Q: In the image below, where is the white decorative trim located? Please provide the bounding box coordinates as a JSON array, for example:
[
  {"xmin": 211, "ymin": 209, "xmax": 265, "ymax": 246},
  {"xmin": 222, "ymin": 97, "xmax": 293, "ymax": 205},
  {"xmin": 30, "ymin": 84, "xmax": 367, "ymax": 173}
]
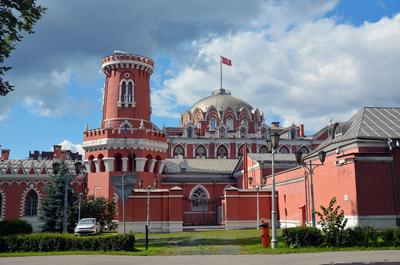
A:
[
  {"xmin": 0, "ymin": 188, "xmax": 6, "ymax": 220},
  {"xmin": 149, "ymin": 159, "xmax": 157, "ymax": 173},
  {"xmin": 83, "ymin": 138, "xmax": 168, "ymax": 152},
  {"xmin": 102, "ymin": 157, "xmax": 115, "ymax": 172},
  {"xmin": 346, "ymin": 215, "xmax": 398, "ymax": 228},
  {"xmin": 157, "ymin": 160, "xmax": 166, "ymax": 174},
  {"xmin": 189, "ymin": 184, "xmax": 210, "ymax": 199},
  {"xmin": 121, "ymin": 157, "xmax": 129, "ymax": 172},
  {"xmin": 135, "ymin": 157, "xmax": 147, "ymax": 172}
]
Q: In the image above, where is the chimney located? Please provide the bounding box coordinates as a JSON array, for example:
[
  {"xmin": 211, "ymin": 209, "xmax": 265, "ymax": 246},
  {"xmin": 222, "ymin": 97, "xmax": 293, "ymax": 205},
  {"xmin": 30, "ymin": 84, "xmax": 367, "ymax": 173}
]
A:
[
  {"xmin": 271, "ymin": 121, "xmax": 280, "ymax": 127},
  {"xmin": 299, "ymin": 124, "xmax": 305, "ymax": 137},
  {"xmin": 53, "ymin": 145, "xmax": 63, "ymax": 159},
  {"xmin": 1, "ymin": 149, "xmax": 10, "ymax": 160}
]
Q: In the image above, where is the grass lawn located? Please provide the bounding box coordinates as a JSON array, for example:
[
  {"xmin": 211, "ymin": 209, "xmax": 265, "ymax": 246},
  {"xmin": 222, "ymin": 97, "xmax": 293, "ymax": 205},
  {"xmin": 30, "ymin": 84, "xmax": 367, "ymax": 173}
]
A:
[{"xmin": 0, "ymin": 228, "xmax": 398, "ymax": 257}]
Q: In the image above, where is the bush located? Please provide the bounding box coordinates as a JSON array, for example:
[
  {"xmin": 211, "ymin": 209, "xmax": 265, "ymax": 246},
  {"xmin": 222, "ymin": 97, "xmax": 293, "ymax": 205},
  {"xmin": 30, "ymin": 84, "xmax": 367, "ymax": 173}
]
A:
[
  {"xmin": 0, "ymin": 220, "xmax": 33, "ymax": 236},
  {"xmin": 342, "ymin": 226, "xmax": 378, "ymax": 247},
  {"xmin": 379, "ymin": 228, "xmax": 395, "ymax": 246},
  {"xmin": 283, "ymin": 227, "xmax": 324, "ymax": 247},
  {"xmin": 0, "ymin": 233, "xmax": 135, "ymax": 252},
  {"xmin": 393, "ymin": 227, "xmax": 400, "ymax": 246}
]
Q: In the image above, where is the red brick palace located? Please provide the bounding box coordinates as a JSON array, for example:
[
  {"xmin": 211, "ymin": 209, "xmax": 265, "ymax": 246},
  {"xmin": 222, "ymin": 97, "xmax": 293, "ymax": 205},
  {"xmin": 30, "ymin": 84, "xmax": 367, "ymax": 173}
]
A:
[{"xmin": 1, "ymin": 51, "xmax": 399, "ymax": 232}]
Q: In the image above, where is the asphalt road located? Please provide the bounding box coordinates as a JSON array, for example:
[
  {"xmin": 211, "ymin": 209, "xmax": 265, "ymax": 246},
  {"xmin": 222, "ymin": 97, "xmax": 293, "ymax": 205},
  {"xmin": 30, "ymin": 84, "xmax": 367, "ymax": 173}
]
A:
[{"xmin": 1, "ymin": 250, "xmax": 400, "ymax": 265}]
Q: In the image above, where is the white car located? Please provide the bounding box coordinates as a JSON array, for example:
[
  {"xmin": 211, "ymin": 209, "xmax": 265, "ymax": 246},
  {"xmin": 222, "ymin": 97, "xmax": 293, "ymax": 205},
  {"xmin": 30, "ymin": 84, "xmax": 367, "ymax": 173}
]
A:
[{"xmin": 74, "ymin": 218, "xmax": 101, "ymax": 236}]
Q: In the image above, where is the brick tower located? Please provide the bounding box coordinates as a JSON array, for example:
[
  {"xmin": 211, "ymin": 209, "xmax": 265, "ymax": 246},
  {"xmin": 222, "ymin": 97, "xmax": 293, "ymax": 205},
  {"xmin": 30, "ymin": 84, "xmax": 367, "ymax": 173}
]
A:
[{"xmin": 83, "ymin": 51, "xmax": 168, "ymax": 199}]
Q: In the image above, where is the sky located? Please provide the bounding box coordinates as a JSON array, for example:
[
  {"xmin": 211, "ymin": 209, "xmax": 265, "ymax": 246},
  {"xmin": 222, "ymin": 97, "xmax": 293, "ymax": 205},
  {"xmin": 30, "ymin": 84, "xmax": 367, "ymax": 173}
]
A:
[{"xmin": 1, "ymin": 0, "xmax": 400, "ymax": 159}]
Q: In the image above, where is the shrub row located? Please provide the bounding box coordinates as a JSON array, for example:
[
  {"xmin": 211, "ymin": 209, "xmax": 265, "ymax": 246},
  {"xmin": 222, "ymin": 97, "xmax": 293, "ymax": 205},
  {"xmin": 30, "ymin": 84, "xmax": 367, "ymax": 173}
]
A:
[
  {"xmin": 0, "ymin": 220, "xmax": 32, "ymax": 236},
  {"xmin": 283, "ymin": 226, "xmax": 400, "ymax": 248},
  {"xmin": 0, "ymin": 233, "xmax": 135, "ymax": 252}
]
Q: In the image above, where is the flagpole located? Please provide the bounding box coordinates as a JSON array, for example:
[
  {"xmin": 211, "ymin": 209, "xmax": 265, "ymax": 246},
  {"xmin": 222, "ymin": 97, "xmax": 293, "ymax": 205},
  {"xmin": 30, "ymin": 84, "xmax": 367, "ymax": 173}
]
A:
[{"xmin": 220, "ymin": 56, "xmax": 222, "ymax": 89}]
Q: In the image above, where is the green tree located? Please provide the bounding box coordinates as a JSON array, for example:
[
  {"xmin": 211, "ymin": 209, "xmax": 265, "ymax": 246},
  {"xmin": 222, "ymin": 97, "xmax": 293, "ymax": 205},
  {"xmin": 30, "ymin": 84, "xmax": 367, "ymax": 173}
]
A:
[
  {"xmin": 0, "ymin": 0, "xmax": 46, "ymax": 95},
  {"xmin": 316, "ymin": 196, "xmax": 348, "ymax": 246},
  {"xmin": 78, "ymin": 197, "xmax": 116, "ymax": 229},
  {"xmin": 40, "ymin": 160, "xmax": 78, "ymax": 232}
]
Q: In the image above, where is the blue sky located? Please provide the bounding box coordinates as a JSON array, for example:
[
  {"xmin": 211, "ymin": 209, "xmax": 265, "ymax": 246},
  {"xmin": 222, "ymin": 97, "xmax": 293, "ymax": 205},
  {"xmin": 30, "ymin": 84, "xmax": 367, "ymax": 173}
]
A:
[{"xmin": 1, "ymin": 0, "xmax": 400, "ymax": 159}]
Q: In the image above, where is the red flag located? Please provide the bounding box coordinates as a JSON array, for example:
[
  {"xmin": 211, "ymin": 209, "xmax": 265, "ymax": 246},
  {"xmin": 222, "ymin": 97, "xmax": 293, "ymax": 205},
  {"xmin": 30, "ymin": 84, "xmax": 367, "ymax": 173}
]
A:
[{"xmin": 220, "ymin": 56, "xmax": 232, "ymax": 66}]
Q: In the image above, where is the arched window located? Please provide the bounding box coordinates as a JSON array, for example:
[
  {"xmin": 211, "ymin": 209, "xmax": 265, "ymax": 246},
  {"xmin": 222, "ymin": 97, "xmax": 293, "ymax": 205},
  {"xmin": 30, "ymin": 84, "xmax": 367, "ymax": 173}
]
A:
[
  {"xmin": 210, "ymin": 118, "xmax": 217, "ymax": 131},
  {"xmin": 260, "ymin": 128, "xmax": 268, "ymax": 139},
  {"xmin": 25, "ymin": 190, "xmax": 38, "ymax": 216},
  {"xmin": 241, "ymin": 118, "xmax": 248, "ymax": 127},
  {"xmin": 219, "ymin": 127, "xmax": 225, "ymax": 138},
  {"xmin": 290, "ymin": 128, "xmax": 297, "ymax": 139},
  {"xmin": 226, "ymin": 117, "xmax": 234, "ymax": 130},
  {"xmin": 88, "ymin": 155, "xmax": 96, "ymax": 173},
  {"xmin": 114, "ymin": 153, "xmax": 123, "ymax": 172},
  {"xmin": 190, "ymin": 187, "xmax": 208, "ymax": 212},
  {"xmin": 173, "ymin": 145, "xmax": 185, "ymax": 158},
  {"xmin": 195, "ymin": 145, "xmax": 206, "ymax": 158},
  {"xmin": 127, "ymin": 81, "xmax": 133, "ymax": 103},
  {"xmin": 187, "ymin": 127, "xmax": 193, "ymax": 138},
  {"xmin": 279, "ymin": 146, "xmax": 290, "ymax": 154},
  {"xmin": 259, "ymin": 145, "xmax": 268, "ymax": 153},
  {"xmin": 300, "ymin": 146, "xmax": 310, "ymax": 154},
  {"xmin": 120, "ymin": 81, "xmax": 126, "ymax": 103},
  {"xmin": 238, "ymin": 145, "xmax": 249, "ymax": 157},
  {"xmin": 98, "ymin": 154, "xmax": 105, "ymax": 172},
  {"xmin": 217, "ymin": 145, "xmax": 228, "ymax": 159}
]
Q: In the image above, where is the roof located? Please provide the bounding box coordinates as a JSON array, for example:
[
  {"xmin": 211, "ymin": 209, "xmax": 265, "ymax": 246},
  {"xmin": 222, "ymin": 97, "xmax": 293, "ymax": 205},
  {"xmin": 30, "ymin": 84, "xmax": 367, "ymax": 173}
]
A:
[
  {"xmin": 165, "ymin": 158, "xmax": 239, "ymax": 174},
  {"xmin": 190, "ymin": 89, "xmax": 253, "ymax": 113},
  {"xmin": 247, "ymin": 153, "xmax": 297, "ymax": 162},
  {"xmin": 308, "ymin": 107, "xmax": 400, "ymax": 155},
  {"xmin": 0, "ymin": 159, "xmax": 82, "ymax": 175}
]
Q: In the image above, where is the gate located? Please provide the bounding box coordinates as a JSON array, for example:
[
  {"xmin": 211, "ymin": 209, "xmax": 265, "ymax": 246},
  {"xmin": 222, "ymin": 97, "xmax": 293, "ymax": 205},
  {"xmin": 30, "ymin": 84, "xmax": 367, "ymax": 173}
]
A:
[{"xmin": 183, "ymin": 197, "xmax": 220, "ymax": 226}]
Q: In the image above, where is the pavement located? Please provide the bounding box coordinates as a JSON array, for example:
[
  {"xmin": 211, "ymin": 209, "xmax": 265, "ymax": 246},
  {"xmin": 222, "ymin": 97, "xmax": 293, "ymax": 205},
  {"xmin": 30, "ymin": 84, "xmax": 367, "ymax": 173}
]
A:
[{"xmin": 1, "ymin": 250, "xmax": 400, "ymax": 265}]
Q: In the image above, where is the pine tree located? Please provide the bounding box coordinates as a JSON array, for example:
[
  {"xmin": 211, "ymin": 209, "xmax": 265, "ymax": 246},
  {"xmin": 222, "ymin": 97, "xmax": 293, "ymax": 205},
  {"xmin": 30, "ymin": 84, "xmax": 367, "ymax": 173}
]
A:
[{"xmin": 40, "ymin": 160, "xmax": 78, "ymax": 232}]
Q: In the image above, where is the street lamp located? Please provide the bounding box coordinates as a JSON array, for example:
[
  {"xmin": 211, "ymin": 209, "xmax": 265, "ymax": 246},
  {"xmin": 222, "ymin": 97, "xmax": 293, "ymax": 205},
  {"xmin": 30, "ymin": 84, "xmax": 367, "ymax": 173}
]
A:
[
  {"xmin": 269, "ymin": 132, "xmax": 280, "ymax": 249},
  {"xmin": 295, "ymin": 149, "xmax": 326, "ymax": 227},
  {"xmin": 145, "ymin": 180, "xmax": 158, "ymax": 250},
  {"xmin": 256, "ymin": 184, "xmax": 260, "ymax": 230}
]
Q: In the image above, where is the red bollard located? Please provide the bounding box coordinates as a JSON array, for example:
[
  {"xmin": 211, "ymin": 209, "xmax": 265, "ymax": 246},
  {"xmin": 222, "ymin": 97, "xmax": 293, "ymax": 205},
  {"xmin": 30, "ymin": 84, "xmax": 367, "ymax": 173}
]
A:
[{"xmin": 260, "ymin": 218, "xmax": 270, "ymax": 248}]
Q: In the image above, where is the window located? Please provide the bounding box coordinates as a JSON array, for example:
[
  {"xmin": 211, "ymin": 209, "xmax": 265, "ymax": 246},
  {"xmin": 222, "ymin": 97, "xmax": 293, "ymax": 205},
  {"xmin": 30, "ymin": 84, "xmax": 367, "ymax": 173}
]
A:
[
  {"xmin": 195, "ymin": 121, "xmax": 200, "ymax": 128},
  {"xmin": 300, "ymin": 146, "xmax": 310, "ymax": 154},
  {"xmin": 241, "ymin": 118, "xmax": 248, "ymax": 127},
  {"xmin": 187, "ymin": 127, "xmax": 193, "ymax": 138},
  {"xmin": 290, "ymin": 128, "xmax": 297, "ymax": 139},
  {"xmin": 173, "ymin": 145, "xmax": 184, "ymax": 158},
  {"xmin": 190, "ymin": 187, "xmax": 208, "ymax": 212},
  {"xmin": 195, "ymin": 145, "xmax": 206, "ymax": 158},
  {"xmin": 279, "ymin": 146, "xmax": 290, "ymax": 154},
  {"xmin": 210, "ymin": 118, "xmax": 217, "ymax": 131},
  {"xmin": 240, "ymin": 127, "xmax": 247, "ymax": 138},
  {"xmin": 219, "ymin": 127, "xmax": 225, "ymax": 138},
  {"xmin": 226, "ymin": 117, "xmax": 234, "ymax": 130},
  {"xmin": 25, "ymin": 190, "xmax": 38, "ymax": 216},
  {"xmin": 120, "ymin": 81, "xmax": 126, "ymax": 103},
  {"xmin": 260, "ymin": 128, "xmax": 268, "ymax": 139},
  {"xmin": 259, "ymin": 145, "xmax": 268, "ymax": 153},
  {"xmin": 217, "ymin": 145, "xmax": 228, "ymax": 159},
  {"xmin": 238, "ymin": 145, "xmax": 248, "ymax": 157},
  {"xmin": 127, "ymin": 81, "xmax": 133, "ymax": 102}
]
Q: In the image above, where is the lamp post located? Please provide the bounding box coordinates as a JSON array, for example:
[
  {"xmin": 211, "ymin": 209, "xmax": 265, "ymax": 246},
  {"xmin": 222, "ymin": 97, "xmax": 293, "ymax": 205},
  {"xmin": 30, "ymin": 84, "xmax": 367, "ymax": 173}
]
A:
[
  {"xmin": 295, "ymin": 149, "xmax": 326, "ymax": 227},
  {"xmin": 256, "ymin": 184, "xmax": 260, "ymax": 230},
  {"xmin": 269, "ymin": 132, "xmax": 280, "ymax": 249},
  {"xmin": 145, "ymin": 180, "xmax": 158, "ymax": 250},
  {"xmin": 78, "ymin": 192, "xmax": 83, "ymax": 222},
  {"xmin": 122, "ymin": 171, "xmax": 126, "ymax": 234}
]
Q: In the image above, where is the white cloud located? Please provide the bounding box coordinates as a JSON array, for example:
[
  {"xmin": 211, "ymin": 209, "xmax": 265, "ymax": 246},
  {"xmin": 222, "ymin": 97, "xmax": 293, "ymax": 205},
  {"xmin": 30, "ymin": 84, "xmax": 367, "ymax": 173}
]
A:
[
  {"xmin": 155, "ymin": 11, "xmax": 400, "ymax": 131},
  {"xmin": 57, "ymin": 140, "xmax": 84, "ymax": 155}
]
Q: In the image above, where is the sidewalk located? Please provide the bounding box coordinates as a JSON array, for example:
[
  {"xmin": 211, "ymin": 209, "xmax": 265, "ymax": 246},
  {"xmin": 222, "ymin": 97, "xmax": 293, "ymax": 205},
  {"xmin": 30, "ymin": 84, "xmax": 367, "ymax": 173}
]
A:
[{"xmin": 2, "ymin": 250, "xmax": 400, "ymax": 265}]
